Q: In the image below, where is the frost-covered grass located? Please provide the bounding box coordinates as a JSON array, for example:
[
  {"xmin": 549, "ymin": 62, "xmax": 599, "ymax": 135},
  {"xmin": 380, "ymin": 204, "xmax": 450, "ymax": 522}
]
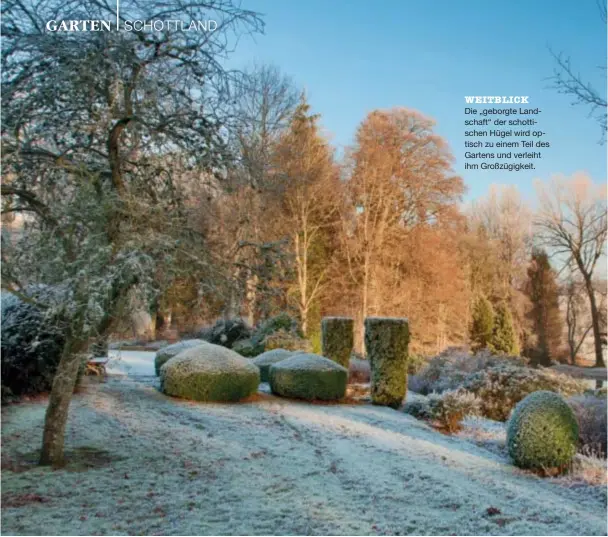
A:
[{"xmin": 1, "ymin": 377, "xmax": 606, "ymax": 536}]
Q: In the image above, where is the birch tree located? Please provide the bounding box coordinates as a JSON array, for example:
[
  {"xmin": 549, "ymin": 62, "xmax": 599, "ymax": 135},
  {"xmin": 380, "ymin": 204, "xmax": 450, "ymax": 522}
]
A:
[{"xmin": 272, "ymin": 98, "xmax": 339, "ymax": 335}]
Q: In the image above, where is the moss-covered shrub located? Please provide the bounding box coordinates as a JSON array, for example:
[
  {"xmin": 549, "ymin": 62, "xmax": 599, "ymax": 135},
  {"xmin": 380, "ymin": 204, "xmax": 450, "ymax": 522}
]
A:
[
  {"xmin": 321, "ymin": 317, "xmax": 354, "ymax": 368},
  {"xmin": 507, "ymin": 391, "xmax": 579, "ymax": 470},
  {"xmin": 253, "ymin": 349, "xmax": 293, "ymax": 382},
  {"xmin": 268, "ymin": 353, "xmax": 347, "ymax": 401},
  {"xmin": 462, "ymin": 364, "xmax": 586, "ymax": 421},
  {"xmin": 160, "ymin": 343, "xmax": 260, "ymax": 402},
  {"xmin": 263, "ymin": 330, "xmax": 312, "ymax": 352},
  {"xmin": 154, "ymin": 339, "xmax": 207, "ymax": 376},
  {"xmin": 364, "ymin": 317, "xmax": 409, "ymax": 408}
]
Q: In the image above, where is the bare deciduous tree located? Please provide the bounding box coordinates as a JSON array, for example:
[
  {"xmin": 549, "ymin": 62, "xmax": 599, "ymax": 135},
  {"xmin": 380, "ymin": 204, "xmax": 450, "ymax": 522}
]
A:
[
  {"xmin": 535, "ymin": 173, "xmax": 607, "ymax": 367},
  {"xmin": 549, "ymin": 0, "xmax": 607, "ymax": 142}
]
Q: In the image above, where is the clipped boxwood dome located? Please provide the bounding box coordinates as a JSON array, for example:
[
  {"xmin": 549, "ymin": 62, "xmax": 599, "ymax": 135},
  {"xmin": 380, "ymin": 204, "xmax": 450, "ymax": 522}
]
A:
[
  {"xmin": 160, "ymin": 343, "xmax": 260, "ymax": 402},
  {"xmin": 253, "ymin": 349, "xmax": 293, "ymax": 382},
  {"xmin": 268, "ymin": 353, "xmax": 347, "ymax": 401},
  {"xmin": 507, "ymin": 390, "xmax": 579, "ymax": 470},
  {"xmin": 154, "ymin": 339, "xmax": 207, "ymax": 376}
]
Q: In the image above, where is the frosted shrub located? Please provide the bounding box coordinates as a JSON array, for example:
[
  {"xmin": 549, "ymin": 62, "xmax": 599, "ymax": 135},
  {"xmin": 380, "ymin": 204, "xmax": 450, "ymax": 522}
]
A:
[
  {"xmin": 507, "ymin": 391, "xmax": 579, "ymax": 471},
  {"xmin": 410, "ymin": 347, "xmax": 526, "ymax": 395},
  {"xmin": 462, "ymin": 364, "xmax": 586, "ymax": 421},
  {"xmin": 263, "ymin": 330, "xmax": 311, "ymax": 352},
  {"xmin": 404, "ymin": 389, "xmax": 481, "ymax": 432},
  {"xmin": 160, "ymin": 343, "xmax": 260, "ymax": 402},
  {"xmin": 252, "ymin": 313, "xmax": 302, "ymax": 345},
  {"xmin": 203, "ymin": 318, "xmax": 252, "ymax": 348},
  {"xmin": 568, "ymin": 394, "xmax": 607, "ymax": 457},
  {"xmin": 1, "ymin": 291, "xmax": 64, "ymax": 398},
  {"xmin": 268, "ymin": 353, "xmax": 348, "ymax": 401},
  {"xmin": 427, "ymin": 389, "xmax": 482, "ymax": 432}
]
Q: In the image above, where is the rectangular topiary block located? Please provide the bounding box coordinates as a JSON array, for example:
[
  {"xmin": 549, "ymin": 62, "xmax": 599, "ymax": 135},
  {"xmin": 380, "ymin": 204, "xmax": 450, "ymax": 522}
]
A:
[
  {"xmin": 364, "ymin": 317, "xmax": 409, "ymax": 408},
  {"xmin": 321, "ymin": 317, "xmax": 354, "ymax": 368}
]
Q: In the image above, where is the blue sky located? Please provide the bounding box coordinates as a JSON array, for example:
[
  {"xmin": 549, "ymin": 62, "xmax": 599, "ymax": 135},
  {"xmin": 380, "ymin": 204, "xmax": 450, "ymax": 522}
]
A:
[{"xmin": 232, "ymin": 0, "xmax": 607, "ymax": 203}]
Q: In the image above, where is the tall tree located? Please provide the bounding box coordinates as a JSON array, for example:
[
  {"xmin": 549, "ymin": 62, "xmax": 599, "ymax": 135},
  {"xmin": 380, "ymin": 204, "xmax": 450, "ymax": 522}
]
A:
[
  {"xmin": 524, "ymin": 248, "xmax": 563, "ymax": 366},
  {"xmin": 271, "ymin": 97, "xmax": 339, "ymax": 335},
  {"xmin": 340, "ymin": 108, "xmax": 464, "ymax": 350},
  {"xmin": 470, "ymin": 295, "xmax": 495, "ymax": 352},
  {"xmin": 1, "ymin": 0, "xmax": 262, "ymax": 465},
  {"xmin": 535, "ymin": 173, "xmax": 607, "ymax": 367},
  {"xmin": 489, "ymin": 303, "xmax": 519, "ymax": 355}
]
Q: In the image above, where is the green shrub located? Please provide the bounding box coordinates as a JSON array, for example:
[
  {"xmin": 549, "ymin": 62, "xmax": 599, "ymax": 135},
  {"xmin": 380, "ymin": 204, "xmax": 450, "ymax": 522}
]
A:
[
  {"xmin": 462, "ymin": 364, "xmax": 586, "ymax": 421},
  {"xmin": 507, "ymin": 391, "xmax": 579, "ymax": 470},
  {"xmin": 268, "ymin": 353, "xmax": 347, "ymax": 401},
  {"xmin": 160, "ymin": 343, "xmax": 260, "ymax": 402},
  {"xmin": 203, "ymin": 318, "xmax": 252, "ymax": 348},
  {"xmin": 154, "ymin": 339, "xmax": 207, "ymax": 376},
  {"xmin": 263, "ymin": 330, "xmax": 311, "ymax": 352},
  {"xmin": 1, "ymin": 291, "xmax": 64, "ymax": 398},
  {"xmin": 253, "ymin": 349, "xmax": 293, "ymax": 382},
  {"xmin": 232, "ymin": 338, "xmax": 264, "ymax": 358},
  {"xmin": 252, "ymin": 313, "xmax": 302, "ymax": 345},
  {"xmin": 403, "ymin": 398, "xmax": 432, "ymax": 420},
  {"xmin": 364, "ymin": 317, "xmax": 409, "ymax": 408},
  {"xmin": 321, "ymin": 317, "xmax": 354, "ymax": 368}
]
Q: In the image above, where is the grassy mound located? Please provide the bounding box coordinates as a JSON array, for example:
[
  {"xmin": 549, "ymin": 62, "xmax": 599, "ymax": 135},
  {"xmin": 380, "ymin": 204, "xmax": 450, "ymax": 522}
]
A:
[
  {"xmin": 154, "ymin": 339, "xmax": 207, "ymax": 376},
  {"xmin": 507, "ymin": 390, "xmax": 579, "ymax": 470},
  {"xmin": 268, "ymin": 353, "xmax": 347, "ymax": 401},
  {"xmin": 252, "ymin": 349, "xmax": 293, "ymax": 382},
  {"xmin": 159, "ymin": 344, "xmax": 260, "ymax": 402}
]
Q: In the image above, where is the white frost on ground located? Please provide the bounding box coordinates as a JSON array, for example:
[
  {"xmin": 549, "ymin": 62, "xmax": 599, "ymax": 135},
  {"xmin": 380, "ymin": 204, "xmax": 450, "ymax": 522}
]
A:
[
  {"xmin": 105, "ymin": 350, "xmax": 156, "ymax": 377},
  {"xmin": 2, "ymin": 378, "xmax": 607, "ymax": 536}
]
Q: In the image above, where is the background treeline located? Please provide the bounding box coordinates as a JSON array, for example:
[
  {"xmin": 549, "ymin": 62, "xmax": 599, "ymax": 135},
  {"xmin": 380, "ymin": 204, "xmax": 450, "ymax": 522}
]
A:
[{"xmin": 114, "ymin": 69, "xmax": 606, "ymax": 368}]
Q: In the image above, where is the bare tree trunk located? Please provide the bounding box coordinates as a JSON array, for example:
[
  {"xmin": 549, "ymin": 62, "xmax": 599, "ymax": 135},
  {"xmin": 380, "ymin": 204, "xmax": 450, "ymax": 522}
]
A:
[
  {"xmin": 39, "ymin": 336, "xmax": 88, "ymax": 466},
  {"xmin": 584, "ymin": 277, "xmax": 605, "ymax": 367}
]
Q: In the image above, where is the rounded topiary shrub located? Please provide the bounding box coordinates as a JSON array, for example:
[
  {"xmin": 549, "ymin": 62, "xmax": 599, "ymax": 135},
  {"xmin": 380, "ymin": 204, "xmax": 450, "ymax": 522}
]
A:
[
  {"xmin": 321, "ymin": 317, "xmax": 354, "ymax": 368},
  {"xmin": 268, "ymin": 353, "xmax": 347, "ymax": 401},
  {"xmin": 364, "ymin": 317, "xmax": 409, "ymax": 408},
  {"xmin": 159, "ymin": 343, "xmax": 260, "ymax": 402},
  {"xmin": 253, "ymin": 349, "xmax": 293, "ymax": 382},
  {"xmin": 154, "ymin": 339, "xmax": 207, "ymax": 376},
  {"xmin": 507, "ymin": 390, "xmax": 579, "ymax": 470}
]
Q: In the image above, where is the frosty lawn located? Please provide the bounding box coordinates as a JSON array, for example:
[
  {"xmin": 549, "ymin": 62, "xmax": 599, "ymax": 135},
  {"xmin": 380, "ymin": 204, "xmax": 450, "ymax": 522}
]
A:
[{"xmin": 2, "ymin": 374, "xmax": 606, "ymax": 535}]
